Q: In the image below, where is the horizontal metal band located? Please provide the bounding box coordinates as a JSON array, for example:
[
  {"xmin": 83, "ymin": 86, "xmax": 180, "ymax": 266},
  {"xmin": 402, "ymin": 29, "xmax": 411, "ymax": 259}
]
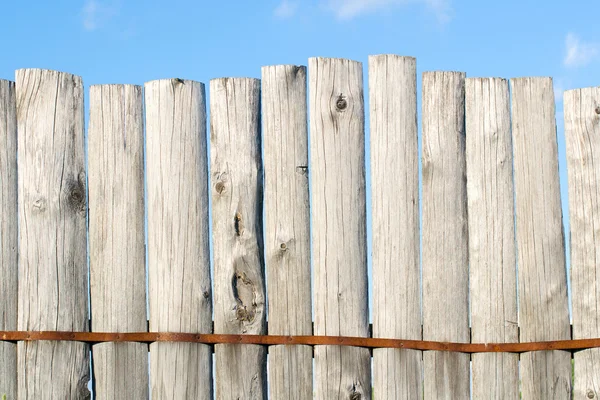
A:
[{"xmin": 1, "ymin": 331, "xmax": 597, "ymax": 353}]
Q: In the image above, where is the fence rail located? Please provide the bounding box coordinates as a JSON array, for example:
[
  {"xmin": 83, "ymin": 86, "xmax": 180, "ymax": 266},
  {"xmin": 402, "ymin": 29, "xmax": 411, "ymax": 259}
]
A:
[{"xmin": 0, "ymin": 55, "xmax": 599, "ymax": 399}]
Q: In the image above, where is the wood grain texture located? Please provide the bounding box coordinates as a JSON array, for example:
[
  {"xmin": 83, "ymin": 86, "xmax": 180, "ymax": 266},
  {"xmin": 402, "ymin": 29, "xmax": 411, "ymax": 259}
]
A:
[
  {"xmin": 309, "ymin": 57, "xmax": 371, "ymax": 399},
  {"xmin": 92, "ymin": 343, "xmax": 148, "ymax": 399},
  {"xmin": 16, "ymin": 69, "xmax": 90, "ymax": 399},
  {"xmin": 0, "ymin": 79, "xmax": 17, "ymax": 400},
  {"xmin": 267, "ymin": 346, "xmax": 312, "ymax": 400},
  {"xmin": 368, "ymin": 54, "xmax": 422, "ymax": 399},
  {"xmin": 573, "ymin": 349, "xmax": 600, "ymax": 399},
  {"xmin": 210, "ymin": 77, "xmax": 267, "ymax": 400},
  {"xmin": 88, "ymin": 85, "xmax": 148, "ymax": 400},
  {"xmin": 511, "ymin": 77, "xmax": 572, "ymax": 399},
  {"xmin": 520, "ymin": 351, "xmax": 572, "ymax": 398},
  {"xmin": 421, "ymin": 71, "xmax": 470, "ymax": 399},
  {"xmin": 465, "ymin": 78, "xmax": 518, "ymax": 399},
  {"xmin": 261, "ymin": 65, "xmax": 312, "ymax": 400},
  {"xmin": 145, "ymin": 79, "xmax": 212, "ymax": 400},
  {"xmin": 564, "ymin": 87, "xmax": 600, "ymax": 399}
]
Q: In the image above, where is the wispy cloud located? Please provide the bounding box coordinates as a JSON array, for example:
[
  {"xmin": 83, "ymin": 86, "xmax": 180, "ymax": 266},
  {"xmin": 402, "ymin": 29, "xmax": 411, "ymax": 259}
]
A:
[
  {"xmin": 81, "ymin": 0, "xmax": 119, "ymax": 31},
  {"xmin": 324, "ymin": 0, "xmax": 451, "ymax": 23},
  {"xmin": 563, "ymin": 33, "xmax": 598, "ymax": 68},
  {"xmin": 274, "ymin": 0, "xmax": 298, "ymax": 19},
  {"xmin": 424, "ymin": 0, "xmax": 451, "ymax": 23}
]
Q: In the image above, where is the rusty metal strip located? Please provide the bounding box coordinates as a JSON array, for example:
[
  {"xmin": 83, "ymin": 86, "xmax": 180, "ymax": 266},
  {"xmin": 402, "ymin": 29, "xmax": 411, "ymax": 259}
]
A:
[{"xmin": 2, "ymin": 331, "xmax": 600, "ymax": 353}]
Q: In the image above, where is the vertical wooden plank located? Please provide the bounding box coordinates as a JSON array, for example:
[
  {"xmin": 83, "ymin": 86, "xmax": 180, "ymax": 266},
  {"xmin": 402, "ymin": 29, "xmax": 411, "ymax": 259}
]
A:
[
  {"xmin": 0, "ymin": 79, "xmax": 17, "ymax": 400},
  {"xmin": 145, "ymin": 79, "xmax": 212, "ymax": 399},
  {"xmin": 465, "ymin": 78, "xmax": 519, "ymax": 399},
  {"xmin": 261, "ymin": 65, "xmax": 312, "ymax": 399},
  {"xmin": 510, "ymin": 77, "xmax": 571, "ymax": 398},
  {"xmin": 564, "ymin": 87, "xmax": 600, "ymax": 399},
  {"xmin": 309, "ymin": 57, "xmax": 371, "ymax": 399},
  {"xmin": 210, "ymin": 77, "xmax": 267, "ymax": 400},
  {"xmin": 368, "ymin": 54, "xmax": 422, "ymax": 399},
  {"xmin": 16, "ymin": 69, "xmax": 90, "ymax": 399},
  {"xmin": 422, "ymin": 71, "xmax": 470, "ymax": 399},
  {"xmin": 89, "ymin": 85, "xmax": 148, "ymax": 399}
]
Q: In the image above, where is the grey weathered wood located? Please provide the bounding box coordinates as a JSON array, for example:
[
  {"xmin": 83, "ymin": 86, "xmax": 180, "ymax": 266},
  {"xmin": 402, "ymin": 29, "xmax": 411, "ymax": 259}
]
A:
[
  {"xmin": 92, "ymin": 344, "xmax": 148, "ymax": 399},
  {"xmin": 368, "ymin": 54, "xmax": 422, "ymax": 399},
  {"xmin": 510, "ymin": 77, "xmax": 571, "ymax": 398},
  {"xmin": 309, "ymin": 57, "xmax": 371, "ymax": 399},
  {"xmin": 422, "ymin": 71, "xmax": 470, "ymax": 399},
  {"xmin": 261, "ymin": 65, "xmax": 312, "ymax": 400},
  {"xmin": 145, "ymin": 79, "xmax": 212, "ymax": 400},
  {"xmin": 0, "ymin": 341, "xmax": 16, "ymax": 400},
  {"xmin": 564, "ymin": 87, "xmax": 600, "ymax": 399},
  {"xmin": 0, "ymin": 79, "xmax": 17, "ymax": 400},
  {"xmin": 573, "ymin": 350, "xmax": 600, "ymax": 399},
  {"xmin": 88, "ymin": 84, "xmax": 148, "ymax": 400},
  {"xmin": 465, "ymin": 78, "xmax": 519, "ymax": 399},
  {"xmin": 210, "ymin": 77, "xmax": 267, "ymax": 400},
  {"xmin": 16, "ymin": 69, "xmax": 90, "ymax": 399}
]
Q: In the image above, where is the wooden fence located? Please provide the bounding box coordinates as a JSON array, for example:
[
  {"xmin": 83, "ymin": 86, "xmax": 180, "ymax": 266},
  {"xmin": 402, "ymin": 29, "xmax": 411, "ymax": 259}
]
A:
[{"xmin": 0, "ymin": 54, "xmax": 599, "ymax": 399}]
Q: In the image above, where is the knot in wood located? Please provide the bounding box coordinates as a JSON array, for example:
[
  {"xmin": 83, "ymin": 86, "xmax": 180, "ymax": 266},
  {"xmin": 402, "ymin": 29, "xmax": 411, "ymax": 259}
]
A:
[
  {"xmin": 335, "ymin": 93, "xmax": 347, "ymax": 111},
  {"xmin": 234, "ymin": 212, "xmax": 244, "ymax": 236},
  {"xmin": 232, "ymin": 270, "xmax": 257, "ymax": 323},
  {"xmin": 295, "ymin": 165, "xmax": 308, "ymax": 176},
  {"xmin": 215, "ymin": 181, "xmax": 226, "ymax": 194},
  {"xmin": 66, "ymin": 178, "xmax": 86, "ymax": 214},
  {"xmin": 32, "ymin": 197, "xmax": 47, "ymax": 212},
  {"xmin": 595, "ymin": 106, "xmax": 600, "ymax": 115},
  {"xmin": 588, "ymin": 390, "xmax": 596, "ymax": 399}
]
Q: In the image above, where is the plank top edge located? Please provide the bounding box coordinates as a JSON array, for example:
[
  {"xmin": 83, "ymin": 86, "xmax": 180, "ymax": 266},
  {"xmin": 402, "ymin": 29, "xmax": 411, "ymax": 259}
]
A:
[
  {"xmin": 422, "ymin": 71, "xmax": 466, "ymax": 77},
  {"xmin": 368, "ymin": 54, "xmax": 416, "ymax": 61},
  {"xmin": 509, "ymin": 76, "xmax": 553, "ymax": 83},
  {"xmin": 144, "ymin": 78, "xmax": 205, "ymax": 87},
  {"xmin": 465, "ymin": 77, "xmax": 508, "ymax": 83},
  {"xmin": 15, "ymin": 68, "xmax": 82, "ymax": 80},
  {"xmin": 564, "ymin": 86, "xmax": 600, "ymax": 96},
  {"xmin": 90, "ymin": 83, "xmax": 143, "ymax": 89},
  {"xmin": 209, "ymin": 77, "xmax": 260, "ymax": 84},
  {"xmin": 308, "ymin": 56, "xmax": 362, "ymax": 65},
  {"xmin": 261, "ymin": 64, "xmax": 306, "ymax": 70}
]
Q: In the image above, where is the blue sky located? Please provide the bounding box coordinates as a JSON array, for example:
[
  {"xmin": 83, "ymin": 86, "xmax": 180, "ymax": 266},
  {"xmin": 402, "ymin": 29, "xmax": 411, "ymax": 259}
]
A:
[
  {"xmin": 0, "ymin": 0, "xmax": 597, "ymax": 87},
  {"xmin": 1, "ymin": 0, "xmax": 599, "ymax": 309}
]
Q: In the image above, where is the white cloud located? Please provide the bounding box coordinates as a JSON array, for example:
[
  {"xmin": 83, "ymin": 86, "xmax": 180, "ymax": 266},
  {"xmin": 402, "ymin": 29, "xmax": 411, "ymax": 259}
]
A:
[
  {"xmin": 82, "ymin": 0, "xmax": 99, "ymax": 30},
  {"xmin": 564, "ymin": 33, "xmax": 598, "ymax": 68},
  {"xmin": 325, "ymin": 0, "xmax": 451, "ymax": 22},
  {"xmin": 424, "ymin": 0, "xmax": 451, "ymax": 23},
  {"xmin": 82, "ymin": 0, "xmax": 118, "ymax": 31},
  {"xmin": 274, "ymin": 0, "xmax": 298, "ymax": 19}
]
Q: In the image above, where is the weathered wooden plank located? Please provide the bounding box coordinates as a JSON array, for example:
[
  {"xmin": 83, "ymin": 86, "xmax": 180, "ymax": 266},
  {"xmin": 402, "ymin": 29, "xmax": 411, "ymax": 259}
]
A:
[
  {"xmin": 261, "ymin": 64, "xmax": 312, "ymax": 400},
  {"xmin": 309, "ymin": 57, "xmax": 371, "ymax": 399},
  {"xmin": 16, "ymin": 69, "xmax": 90, "ymax": 399},
  {"xmin": 210, "ymin": 77, "xmax": 267, "ymax": 400},
  {"xmin": 145, "ymin": 79, "xmax": 212, "ymax": 399},
  {"xmin": 422, "ymin": 71, "xmax": 470, "ymax": 399},
  {"xmin": 573, "ymin": 350, "xmax": 600, "ymax": 399},
  {"xmin": 0, "ymin": 79, "xmax": 17, "ymax": 400},
  {"xmin": 368, "ymin": 54, "xmax": 422, "ymax": 399},
  {"xmin": 88, "ymin": 84, "xmax": 148, "ymax": 400},
  {"xmin": 564, "ymin": 87, "xmax": 600, "ymax": 399},
  {"xmin": 465, "ymin": 78, "xmax": 519, "ymax": 399},
  {"xmin": 510, "ymin": 77, "xmax": 571, "ymax": 398}
]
